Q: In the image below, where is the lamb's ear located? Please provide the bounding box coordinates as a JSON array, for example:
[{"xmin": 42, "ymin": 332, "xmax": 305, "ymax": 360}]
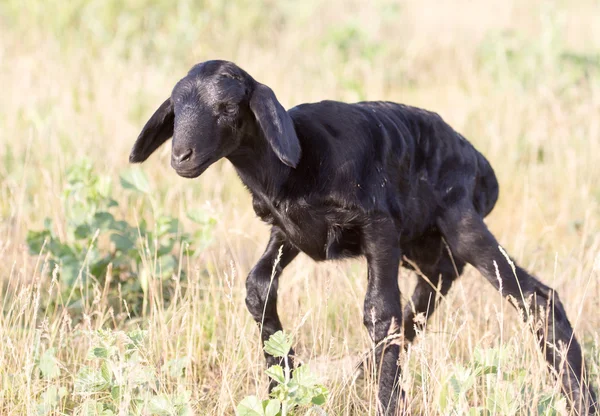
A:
[
  {"xmin": 249, "ymin": 83, "xmax": 301, "ymax": 168},
  {"xmin": 129, "ymin": 98, "xmax": 174, "ymax": 163}
]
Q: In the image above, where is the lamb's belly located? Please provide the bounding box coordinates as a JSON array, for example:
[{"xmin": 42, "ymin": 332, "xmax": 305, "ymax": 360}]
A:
[
  {"xmin": 283, "ymin": 224, "xmax": 328, "ymax": 261},
  {"xmin": 282, "ymin": 220, "xmax": 363, "ymax": 262}
]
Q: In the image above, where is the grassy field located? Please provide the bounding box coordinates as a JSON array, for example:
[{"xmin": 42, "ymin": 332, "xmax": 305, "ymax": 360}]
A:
[{"xmin": 1, "ymin": 0, "xmax": 600, "ymax": 414}]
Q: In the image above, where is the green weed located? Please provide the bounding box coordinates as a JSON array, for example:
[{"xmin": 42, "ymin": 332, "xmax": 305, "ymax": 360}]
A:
[{"xmin": 237, "ymin": 331, "xmax": 329, "ymax": 416}]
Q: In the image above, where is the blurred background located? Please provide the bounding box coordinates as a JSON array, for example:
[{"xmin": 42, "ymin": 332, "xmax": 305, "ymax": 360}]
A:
[{"xmin": 1, "ymin": 0, "xmax": 599, "ymax": 414}]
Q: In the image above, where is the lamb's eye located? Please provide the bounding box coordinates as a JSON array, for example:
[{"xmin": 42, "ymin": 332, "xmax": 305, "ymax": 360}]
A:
[{"xmin": 221, "ymin": 103, "xmax": 237, "ymax": 116}]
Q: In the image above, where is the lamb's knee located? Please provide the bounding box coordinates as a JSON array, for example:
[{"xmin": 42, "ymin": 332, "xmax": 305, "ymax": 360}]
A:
[
  {"xmin": 245, "ymin": 288, "xmax": 263, "ymax": 322},
  {"xmin": 438, "ymin": 209, "xmax": 493, "ymax": 264},
  {"xmin": 245, "ymin": 270, "xmax": 277, "ymax": 322}
]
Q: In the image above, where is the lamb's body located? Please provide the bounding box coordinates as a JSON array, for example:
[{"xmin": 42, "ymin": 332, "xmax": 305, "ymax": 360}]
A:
[{"xmin": 250, "ymin": 100, "xmax": 499, "ymax": 261}]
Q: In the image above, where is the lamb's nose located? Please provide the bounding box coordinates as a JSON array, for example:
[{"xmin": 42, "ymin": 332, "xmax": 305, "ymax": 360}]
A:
[{"xmin": 173, "ymin": 148, "xmax": 193, "ymax": 164}]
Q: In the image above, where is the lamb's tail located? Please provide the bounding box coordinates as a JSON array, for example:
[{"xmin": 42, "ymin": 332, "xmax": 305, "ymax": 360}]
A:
[{"xmin": 474, "ymin": 152, "xmax": 499, "ymax": 218}]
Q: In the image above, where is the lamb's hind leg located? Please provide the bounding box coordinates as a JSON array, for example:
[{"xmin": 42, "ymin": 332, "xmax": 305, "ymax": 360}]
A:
[{"xmin": 437, "ymin": 203, "xmax": 597, "ymax": 414}]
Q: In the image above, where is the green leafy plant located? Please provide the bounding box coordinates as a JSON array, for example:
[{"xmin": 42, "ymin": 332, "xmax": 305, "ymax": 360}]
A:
[
  {"xmin": 26, "ymin": 160, "xmax": 216, "ymax": 314},
  {"xmin": 73, "ymin": 329, "xmax": 192, "ymax": 415},
  {"xmin": 437, "ymin": 346, "xmax": 565, "ymax": 415},
  {"xmin": 237, "ymin": 331, "xmax": 328, "ymax": 416},
  {"xmin": 34, "ymin": 346, "xmax": 68, "ymax": 415}
]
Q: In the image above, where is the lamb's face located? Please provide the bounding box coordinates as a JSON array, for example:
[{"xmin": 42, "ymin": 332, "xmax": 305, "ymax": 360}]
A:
[{"xmin": 169, "ymin": 61, "xmax": 251, "ymax": 178}]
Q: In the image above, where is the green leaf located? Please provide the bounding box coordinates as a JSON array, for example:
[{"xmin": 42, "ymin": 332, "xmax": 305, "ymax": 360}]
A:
[
  {"xmin": 157, "ymin": 216, "xmax": 179, "ymax": 236},
  {"xmin": 292, "ymin": 365, "xmax": 317, "ymax": 388},
  {"xmin": 37, "ymin": 385, "xmax": 68, "ymax": 414},
  {"xmin": 264, "ymin": 399, "xmax": 281, "ymax": 416},
  {"xmin": 78, "ymin": 398, "xmax": 105, "ymax": 415},
  {"xmin": 157, "ymin": 240, "xmax": 176, "ymax": 257},
  {"xmin": 111, "ymin": 233, "xmax": 135, "ymax": 252},
  {"xmin": 148, "ymin": 394, "xmax": 176, "ymax": 415},
  {"xmin": 186, "ymin": 209, "xmax": 217, "ymax": 225},
  {"xmin": 127, "ymin": 329, "xmax": 147, "ymax": 346},
  {"xmin": 120, "ymin": 168, "xmax": 151, "ymax": 194},
  {"xmin": 485, "ymin": 383, "xmax": 520, "ymax": 415},
  {"xmin": 60, "ymin": 256, "xmax": 82, "ymax": 287},
  {"xmin": 173, "ymin": 388, "xmax": 192, "ymax": 405},
  {"xmin": 100, "ymin": 361, "xmax": 112, "ymax": 384},
  {"xmin": 74, "ymin": 224, "xmax": 92, "ymax": 239},
  {"xmin": 69, "ymin": 202, "xmax": 92, "ymax": 226},
  {"xmin": 50, "ymin": 240, "xmax": 75, "ymax": 259},
  {"xmin": 96, "ymin": 175, "xmax": 112, "ymax": 198},
  {"xmin": 264, "ymin": 331, "xmax": 292, "ymax": 358},
  {"xmin": 236, "ymin": 396, "xmax": 281, "ymax": 416},
  {"xmin": 89, "ymin": 255, "xmax": 110, "ymax": 279},
  {"xmin": 163, "ymin": 357, "xmax": 190, "ymax": 379},
  {"xmin": 92, "ymin": 211, "xmax": 116, "ymax": 230},
  {"xmin": 156, "ymin": 255, "xmax": 177, "ymax": 277},
  {"xmin": 438, "ymin": 381, "xmax": 449, "ymax": 412},
  {"xmin": 75, "ymin": 367, "xmax": 110, "ymax": 393},
  {"xmin": 38, "ymin": 385, "xmax": 59, "ymax": 407},
  {"xmin": 312, "ymin": 394, "xmax": 327, "ymax": 406},
  {"xmin": 473, "ymin": 346, "xmax": 512, "ymax": 377},
  {"xmin": 451, "ymin": 366, "xmax": 475, "ymax": 393},
  {"xmin": 127, "ymin": 364, "xmax": 156, "ymax": 385},
  {"xmin": 65, "ymin": 159, "xmax": 92, "ymax": 182},
  {"xmin": 474, "ymin": 347, "xmax": 501, "ymax": 367},
  {"xmin": 39, "ymin": 348, "xmax": 60, "ymax": 379},
  {"xmin": 90, "ymin": 347, "xmax": 109, "ymax": 359},
  {"xmin": 270, "ymin": 384, "xmax": 287, "ymax": 402},
  {"xmin": 504, "ymin": 368, "xmax": 527, "ymax": 382},
  {"xmin": 265, "ymin": 365, "xmax": 285, "ymax": 385},
  {"xmin": 449, "ymin": 376, "xmax": 461, "ymax": 398},
  {"xmin": 475, "ymin": 365, "xmax": 497, "ymax": 376},
  {"xmin": 111, "ymin": 385, "xmax": 123, "ymax": 402},
  {"xmin": 110, "ymin": 220, "xmax": 129, "ymax": 232},
  {"xmin": 26, "ymin": 229, "xmax": 51, "ymax": 254},
  {"xmin": 177, "ymin": 405, "xmax": 194, "ymax": 416},
  {"xmin": 236, "ymin": 396, "xmax": 266, "ymax": 416}
]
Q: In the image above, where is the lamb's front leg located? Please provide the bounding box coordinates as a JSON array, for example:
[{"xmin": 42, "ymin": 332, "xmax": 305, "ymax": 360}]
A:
[
  {"xmin": 362, "ymin": 219, "xmax": 405, "ymax": 415},
  {"xmin": 245, "ymin": 226, "xmax": 299, "ymax": 386}
]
